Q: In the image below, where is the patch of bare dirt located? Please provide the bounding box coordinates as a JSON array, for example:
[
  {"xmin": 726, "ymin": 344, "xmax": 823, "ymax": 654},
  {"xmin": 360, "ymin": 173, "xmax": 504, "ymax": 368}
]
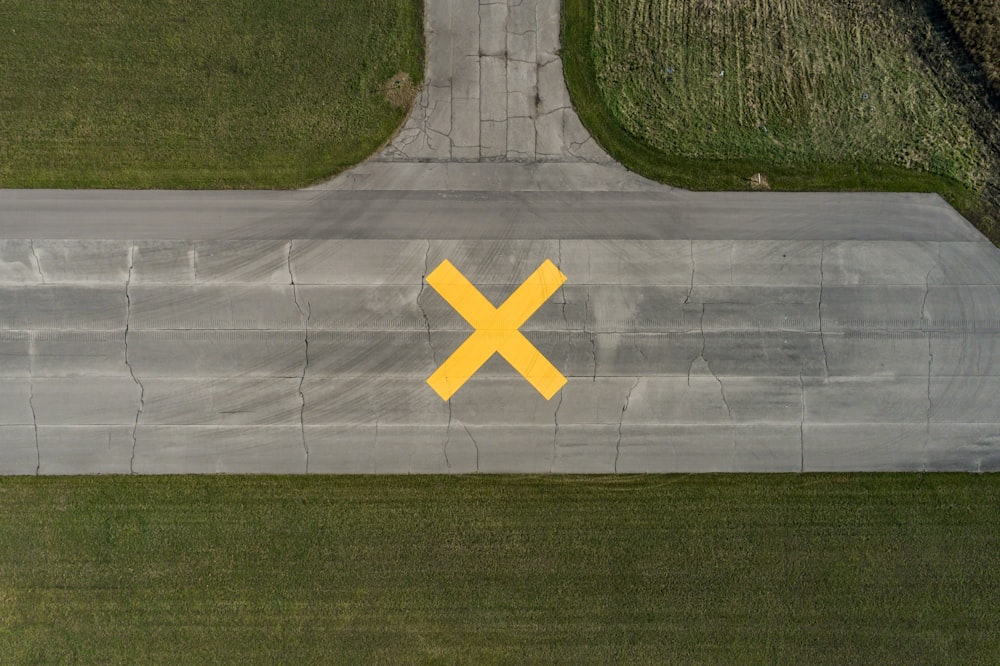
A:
[{"xmin": 385, "ymin": 72, "xmax": 417, "ymax": 109}]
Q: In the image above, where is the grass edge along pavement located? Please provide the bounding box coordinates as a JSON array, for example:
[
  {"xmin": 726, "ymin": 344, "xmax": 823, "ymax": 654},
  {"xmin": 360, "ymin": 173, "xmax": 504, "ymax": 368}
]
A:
[
  {"xmin": 561, "ymin": 0, "xmax": 999, "ymax": 244},
  {"xmin": 1, "ymin": 474, "xmax": 999, "ymax": 663}
]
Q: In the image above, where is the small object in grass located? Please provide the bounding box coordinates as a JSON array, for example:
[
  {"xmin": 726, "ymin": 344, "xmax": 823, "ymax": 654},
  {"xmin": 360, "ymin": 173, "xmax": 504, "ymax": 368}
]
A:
[
  {"xmin": 719, "ymin": 69, "xmax": 725, "ymax": 76},
  {"xmin": 749, "ymin": 172, "xmax": 771, "ymax": 190},
  {"xmin": 666, "ymin": 67, "xmax": 674, "ymax": 74},
  {"xmin": 862, "ymin": 92, "xmax": 869, "ymax": 100}
]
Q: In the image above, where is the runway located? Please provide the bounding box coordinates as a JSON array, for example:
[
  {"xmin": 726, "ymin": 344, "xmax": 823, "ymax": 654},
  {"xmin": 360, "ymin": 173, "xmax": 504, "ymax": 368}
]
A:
[
  {"xmin": 1, "ymin": 234, "xmax": 998, "ymax": 473},
  {"xmin": 1, "ymin": 0, "xmax": 998, "ymax": 473}
]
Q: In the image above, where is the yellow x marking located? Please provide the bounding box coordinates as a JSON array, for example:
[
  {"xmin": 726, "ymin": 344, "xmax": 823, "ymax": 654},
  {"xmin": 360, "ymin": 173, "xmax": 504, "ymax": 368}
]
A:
[{"xmin": 426, "ymin": 259, "xmax": 567, "ymax": 401}]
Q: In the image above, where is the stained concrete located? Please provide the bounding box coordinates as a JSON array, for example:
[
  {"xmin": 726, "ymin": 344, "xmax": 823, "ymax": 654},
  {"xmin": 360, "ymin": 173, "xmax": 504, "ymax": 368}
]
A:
[
  {"xmin": 0, "ymin": 238, "xmax": 997, "ymax": 474},
  {"xmin": 313, "ymin": 0, "xmax": 659, "ymax": 191},
  {"xmin": 1, "ymin": 1, "xmax": 998, "ymax": 475}
]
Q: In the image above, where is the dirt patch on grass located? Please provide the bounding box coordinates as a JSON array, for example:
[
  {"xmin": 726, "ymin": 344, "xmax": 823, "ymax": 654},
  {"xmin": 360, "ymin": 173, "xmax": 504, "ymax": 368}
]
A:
[{"xmin": 385, "ymin": 71, "xmax": 418, "ymax": 109}]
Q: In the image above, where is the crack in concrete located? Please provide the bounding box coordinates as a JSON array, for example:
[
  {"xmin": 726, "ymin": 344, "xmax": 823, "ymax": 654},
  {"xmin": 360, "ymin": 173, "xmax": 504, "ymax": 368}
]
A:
[
  {"xmin": 567, "ymin": 137, "xmax": 593, "ymax": 159},
  {"xmin": 584, "ymin": 286, "xmax": 597, "ymax": 381},
  {"xmin": 373, "ymin": 416, "xmax": 380, "ymax": 474},
  {"xmin": 28, "ymin": 240, "xmax": 45, "ymax": 283},
  {"xmin": 921, "ymin": 246, "xmax": 938, "ymax": 472},
  {"xmin": 124, "ymin": 242, "xmax": 144, "ymax": 474},
  {"xmin": 29, "ymin": 351, "xmax": 39, "ymax": 475},
  {"xmin": 615, "ymin": 377, "xmax": 639, "ymax": 473},
  {"xmin": 463, "ymin": 424, "xmax": 480, "ymax": 473},
  {"xmin": 691, "ymin": 303, "xmax": 731, "ymax": 418},
  {"xmin": 417, "ymin": 240, "xmax": 438, "ymax": 364},
  {"xmin": 799, "ymin": 373, "xmax": 806, "ymax": 473},
  {"xmin": 444, "ymin": 400, "xmax": 453, "ymax": 470},
  {"xmin": 818, "ymin": 241, "xmax": 830, "ymax": 378},
  {"xmin": 683, "ymin": 241, "xmax": 695, "ymax": 304},
  {"xmin": 552, "ymin": 387, "xmax": 562, "ymax": 472},
  {"xmin": 535, "ymin": 104, "xmax": 570, "ymax": 118},
  {"xmin": 289, "ymin": 240, "xmax": 311, "ymax": 473}
]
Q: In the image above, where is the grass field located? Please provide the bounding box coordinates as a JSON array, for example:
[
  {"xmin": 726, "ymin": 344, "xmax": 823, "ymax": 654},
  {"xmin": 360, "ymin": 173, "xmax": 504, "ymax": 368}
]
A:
[
  {"xmin": 940, "ymin": 0, "xmax": 1000, "ymax": 98},
  {"xmin": 1, "ymin": 475, "xmax": 998, "ymax": 663},
  {"xmin": 0, "ymin": 1, "xmax": 423, "ymax": 189},
  {"xmin": 562, "ymin": 0, "xmax": 999, "ymax": 242}
]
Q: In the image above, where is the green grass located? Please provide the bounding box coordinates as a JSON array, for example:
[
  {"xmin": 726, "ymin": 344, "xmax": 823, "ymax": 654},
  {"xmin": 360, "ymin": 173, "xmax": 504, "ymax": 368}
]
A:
[
  {"xmin": 562, "ymin": 0, "xmax": 999, "ymax": 243},
  {"xmin": 0, "ymin": 1, "xmax": 424, "ymax": 189},
  {"xmin": 2, "ymin": 475, "xmax": 999, "ymax": 663}
]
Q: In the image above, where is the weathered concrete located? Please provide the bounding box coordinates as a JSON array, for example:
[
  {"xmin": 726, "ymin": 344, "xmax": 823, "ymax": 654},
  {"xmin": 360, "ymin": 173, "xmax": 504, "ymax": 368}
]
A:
[
  {"xmin": 0, "ymin": 190, "xmax": 984, "ymax": 242},
  {"xmin": 1, "ymin": 1, "xmax": 998, "ymax": 475},
  {"xmin": 313, "ymin": 0, "xmax": 658, "ymax": 190},
  {"xmin": 1, "ymin": 238, "xmax": 997, "ymax": 474}
]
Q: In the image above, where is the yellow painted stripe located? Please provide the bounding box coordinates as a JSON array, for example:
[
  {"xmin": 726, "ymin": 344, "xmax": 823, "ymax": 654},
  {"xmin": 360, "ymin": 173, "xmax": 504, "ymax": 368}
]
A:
[{"xmin": 425, "ymin": 259, "xmax": 568, "ymax": 401}]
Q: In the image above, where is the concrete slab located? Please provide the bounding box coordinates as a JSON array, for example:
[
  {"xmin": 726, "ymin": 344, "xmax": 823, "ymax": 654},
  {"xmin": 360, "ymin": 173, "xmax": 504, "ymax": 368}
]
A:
[
  {"xmin": 193, "ymin": 241, "xmax": 290, "ymax": 283},
  {"xmin": 926, "ymin": 424, "xmax": 1000, "ymax": 471},
  {"xmin": 30, "ymin": 331, "xmax": 129, "ymax": 377},
  {"xmin": 0, "ymin": 380, "xmax": 34, "ymax": 424},
  {"xmin": 464, "ymin": 426, "xmax": 556, "ymax": 473},
  {"xmin": 0, "ymin": 334, "xmax": 30, "ymax": 377},
  {"xmin": 803, "ymin": 424, "xmax": 928, "ymax": 472},
  {"xmin": 0, "ymin": 240, "xmax": 43, "ymax": 283},
  {"xmin": 30, "ymin": 377, "xmax": 141, "ymax": 425},
  {"xmin": 31, "ymin": 240, "xmax": 131, "ymax": 283},
  {"xmin": 616, "ymin": 425, "xmax": 803, "ymax": 473},
  {"xmin": 0, "ymin": 286, "xmax": 125, "ymax": 330},
  {"xmin": 0, "ymin": 426, "xmax": 38, "ymax": 474},
  {"xmin": 132, "ymin": 426, "xmax": 305, "ymax": 474},
  {"xmin": 128, "ymin": 285, "xmax": 302, "ymax": 330},
  {"xmin": 126, "ymin": 330, "xmax": 304, "ymax": 377},
  {"xmin": 140, "ymin": 378, "xmax": 303, "ymax": 426},
  {"xmin": 0, "ymin": 237, "xmax": 997, "ymax": 474},
  {"xmin": 37, "ymin": 426, "xmax": 134, "ymax": 475}
]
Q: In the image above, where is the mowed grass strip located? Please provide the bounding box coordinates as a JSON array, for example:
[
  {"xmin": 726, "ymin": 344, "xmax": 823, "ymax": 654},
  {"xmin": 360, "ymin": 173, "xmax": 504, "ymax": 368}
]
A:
[
  {"xmin": 562, "ymin": 0, "xmax": 999, "ymax": 242},
  {"xmin": 0, "ymin": 1, "xmax": 423, "ymax": 189},
  {"xmin": 1, "ymin": 475, "xmax": 998, "ymax": 663}
]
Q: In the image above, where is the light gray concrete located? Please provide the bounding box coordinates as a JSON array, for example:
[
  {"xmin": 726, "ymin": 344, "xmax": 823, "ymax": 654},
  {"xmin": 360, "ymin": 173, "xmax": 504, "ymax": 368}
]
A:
[
  {"xmin": 0, "ymin": 238, "xmax": 997, "ymax": 474},
  {"xmin": 307, "ymin": 0, "xmax": 657, "ymax": 191},
  {"xmin": 0, "ymin": 190, "xmax": 984, "ymax": 241},
  {"xmin": 1, "ymin": 0, "xmax": 998, "ymax": 474}
]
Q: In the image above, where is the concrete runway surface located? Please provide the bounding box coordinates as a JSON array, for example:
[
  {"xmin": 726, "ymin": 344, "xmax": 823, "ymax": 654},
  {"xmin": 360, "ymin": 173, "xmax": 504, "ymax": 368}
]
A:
[
  {"xmin": 1, "ymin": 0, "xmax": 998, "ymax": 473},
  {"xmin": 0, "ymin": 235, "xmax": 998, "ymax": 474}
]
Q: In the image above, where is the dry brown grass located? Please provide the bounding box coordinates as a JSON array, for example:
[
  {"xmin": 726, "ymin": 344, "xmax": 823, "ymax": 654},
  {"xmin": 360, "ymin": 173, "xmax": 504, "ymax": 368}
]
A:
[{"xmin": 939, "ymin": 0, "xmax": 1000, "ymax": 97}]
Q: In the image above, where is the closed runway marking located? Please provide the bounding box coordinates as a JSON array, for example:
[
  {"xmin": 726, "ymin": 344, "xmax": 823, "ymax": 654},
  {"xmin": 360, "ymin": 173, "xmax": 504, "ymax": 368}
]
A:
[{"xmin": 426, "ymin": 259, "xmax": 567, "ymax": 400}]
